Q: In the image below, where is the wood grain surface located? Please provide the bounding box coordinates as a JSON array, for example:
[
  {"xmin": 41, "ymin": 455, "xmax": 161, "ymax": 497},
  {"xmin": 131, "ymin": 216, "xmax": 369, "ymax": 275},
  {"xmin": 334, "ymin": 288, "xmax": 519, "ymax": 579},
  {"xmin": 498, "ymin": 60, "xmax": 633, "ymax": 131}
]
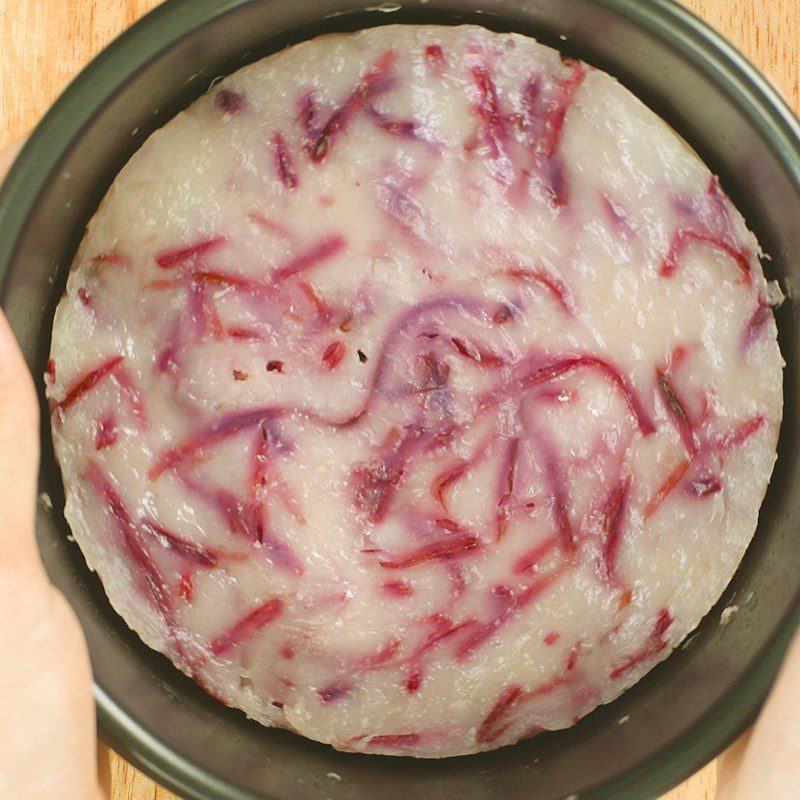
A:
[{"xmin": 1, "ymin": 1, "xmax": 796, "ymax": 799}]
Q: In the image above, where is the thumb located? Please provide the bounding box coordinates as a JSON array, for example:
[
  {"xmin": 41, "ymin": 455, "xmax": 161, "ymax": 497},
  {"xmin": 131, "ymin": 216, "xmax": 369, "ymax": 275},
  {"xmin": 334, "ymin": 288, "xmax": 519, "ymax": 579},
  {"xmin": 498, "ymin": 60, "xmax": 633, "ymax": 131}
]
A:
[
  {"xmin": 0, "ymin": 138, "xmax": 41, "ymax": 578},
  {"xmin": 0, "ymin": 309, "xmax": 42, "ymax": 578}
]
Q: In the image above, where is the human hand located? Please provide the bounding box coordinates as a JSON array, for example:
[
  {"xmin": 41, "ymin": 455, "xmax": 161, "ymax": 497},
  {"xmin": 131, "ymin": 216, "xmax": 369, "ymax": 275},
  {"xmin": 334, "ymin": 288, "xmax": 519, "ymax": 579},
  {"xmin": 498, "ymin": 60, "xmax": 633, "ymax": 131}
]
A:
[
  {"xmin": 0, "ymin": 141, "xmax": 797, "ymax": 800},
  {"xmin": 0, "ymin": 141, "xmax": 103, "ymax": 800}
]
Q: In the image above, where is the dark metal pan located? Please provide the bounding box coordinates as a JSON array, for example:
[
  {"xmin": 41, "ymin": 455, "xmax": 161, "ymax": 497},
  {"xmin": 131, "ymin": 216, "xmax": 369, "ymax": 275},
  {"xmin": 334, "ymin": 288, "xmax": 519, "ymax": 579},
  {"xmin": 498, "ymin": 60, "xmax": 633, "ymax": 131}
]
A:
[{"xmin": 1, "ymin": 1, "xmax": 799, "ymax": 798}]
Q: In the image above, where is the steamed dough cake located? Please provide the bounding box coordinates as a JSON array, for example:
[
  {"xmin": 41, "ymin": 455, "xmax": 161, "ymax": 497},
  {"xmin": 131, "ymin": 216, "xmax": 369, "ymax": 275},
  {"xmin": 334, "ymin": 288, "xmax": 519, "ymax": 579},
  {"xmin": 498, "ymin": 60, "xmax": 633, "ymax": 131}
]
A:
[{"xmin": 47, "ymin": 24, "xmax": 782, "ymax": 757}]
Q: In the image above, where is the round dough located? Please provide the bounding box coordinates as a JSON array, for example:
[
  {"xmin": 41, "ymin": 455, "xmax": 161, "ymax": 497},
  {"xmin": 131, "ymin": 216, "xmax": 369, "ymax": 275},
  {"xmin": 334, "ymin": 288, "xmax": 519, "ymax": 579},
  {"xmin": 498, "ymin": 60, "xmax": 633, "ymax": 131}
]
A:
[{"xmin": 47, "ymin": 24, "xmax": 782, "ymax": 757}]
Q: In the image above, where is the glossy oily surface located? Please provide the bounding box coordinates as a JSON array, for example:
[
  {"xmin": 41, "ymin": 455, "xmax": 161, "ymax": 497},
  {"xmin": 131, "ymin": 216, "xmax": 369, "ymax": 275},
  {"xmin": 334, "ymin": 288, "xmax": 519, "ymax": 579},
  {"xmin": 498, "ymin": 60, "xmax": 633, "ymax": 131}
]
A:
[{"xmin": 46, "ymin": 24, "xmax": 782, "ymax": 758}]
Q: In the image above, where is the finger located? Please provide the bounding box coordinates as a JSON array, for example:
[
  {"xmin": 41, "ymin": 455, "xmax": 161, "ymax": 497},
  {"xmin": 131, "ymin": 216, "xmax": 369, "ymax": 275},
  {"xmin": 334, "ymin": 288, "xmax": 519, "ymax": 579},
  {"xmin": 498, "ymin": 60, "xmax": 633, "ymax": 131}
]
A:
[
  {"xmin": 0, "ymin": 310, "xmax": 42, "ymax": 576},
  {"xmin": 730, "ymin": 629, "xmax": 800, "ymax": 799}
]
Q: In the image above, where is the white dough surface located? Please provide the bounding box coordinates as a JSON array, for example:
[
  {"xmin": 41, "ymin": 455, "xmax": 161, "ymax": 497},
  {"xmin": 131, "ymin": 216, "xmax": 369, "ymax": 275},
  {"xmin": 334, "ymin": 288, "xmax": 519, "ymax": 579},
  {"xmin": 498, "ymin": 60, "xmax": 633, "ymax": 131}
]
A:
[{"xmin": 47, "ymin": 25, "xmax": 782, "ymax": 757}]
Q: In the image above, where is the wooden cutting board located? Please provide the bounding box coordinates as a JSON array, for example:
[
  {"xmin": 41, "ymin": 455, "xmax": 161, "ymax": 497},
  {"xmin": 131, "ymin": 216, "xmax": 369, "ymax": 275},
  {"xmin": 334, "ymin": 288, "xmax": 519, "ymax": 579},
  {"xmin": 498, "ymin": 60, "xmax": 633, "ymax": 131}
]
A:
[{"xmin": 1, "ymin": 1, "xmax": 796, "ymax": 799}]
